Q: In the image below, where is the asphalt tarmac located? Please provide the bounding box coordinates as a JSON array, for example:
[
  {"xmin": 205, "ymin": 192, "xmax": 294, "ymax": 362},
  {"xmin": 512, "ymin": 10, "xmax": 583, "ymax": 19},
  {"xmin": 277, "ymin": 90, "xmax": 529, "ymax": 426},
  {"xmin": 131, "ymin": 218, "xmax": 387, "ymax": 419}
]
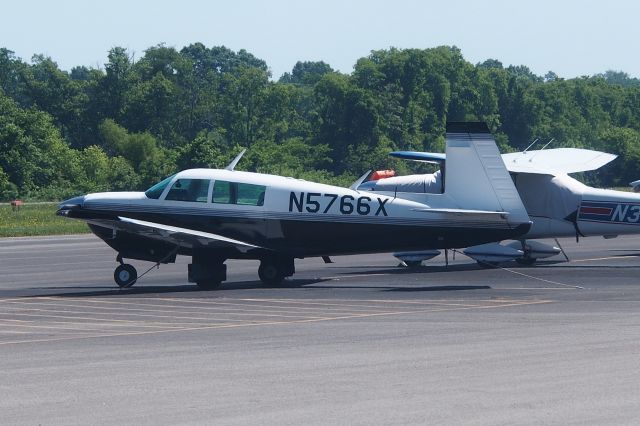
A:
[{"xmin": 1, "ymin": 234, "xmax": 640, "ymax": 424}]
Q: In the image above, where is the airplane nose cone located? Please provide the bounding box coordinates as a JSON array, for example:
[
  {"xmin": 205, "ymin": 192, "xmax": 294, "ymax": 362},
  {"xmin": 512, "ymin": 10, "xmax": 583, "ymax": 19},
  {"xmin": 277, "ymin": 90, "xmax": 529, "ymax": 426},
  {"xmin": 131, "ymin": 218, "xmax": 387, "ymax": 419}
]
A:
[{"xmin": 57, "ymin": 195, "xmax": 85, "ymax": 216}]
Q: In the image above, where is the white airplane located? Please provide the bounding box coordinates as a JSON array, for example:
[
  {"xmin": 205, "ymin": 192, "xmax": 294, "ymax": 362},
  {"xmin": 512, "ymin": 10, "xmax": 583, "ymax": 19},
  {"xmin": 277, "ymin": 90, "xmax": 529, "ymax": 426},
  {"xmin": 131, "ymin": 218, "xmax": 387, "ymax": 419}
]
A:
[
  {"xmin": 57, "ymin": 122, "xmax": 530, "ymax": 289},
  {"xmin": 359, "ymin": 136, "xmax": 640, "ymax": 266}
]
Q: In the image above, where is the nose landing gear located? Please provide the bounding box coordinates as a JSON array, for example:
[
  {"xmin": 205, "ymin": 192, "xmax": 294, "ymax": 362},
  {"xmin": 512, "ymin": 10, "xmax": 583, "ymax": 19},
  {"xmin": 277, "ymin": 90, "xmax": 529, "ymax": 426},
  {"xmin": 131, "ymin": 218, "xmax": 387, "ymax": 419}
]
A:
[{"xmin": 114, "ymin": 263, "xmax": 138, "ymax": 288}]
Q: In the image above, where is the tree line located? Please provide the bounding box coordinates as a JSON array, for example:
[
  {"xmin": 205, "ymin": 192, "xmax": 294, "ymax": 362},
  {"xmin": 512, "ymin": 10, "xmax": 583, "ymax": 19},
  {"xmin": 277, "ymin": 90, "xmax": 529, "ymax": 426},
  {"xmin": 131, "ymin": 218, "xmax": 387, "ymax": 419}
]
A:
[{"xmin": 1, "ymin": 43, "xmax": 640, "ymax": 201}]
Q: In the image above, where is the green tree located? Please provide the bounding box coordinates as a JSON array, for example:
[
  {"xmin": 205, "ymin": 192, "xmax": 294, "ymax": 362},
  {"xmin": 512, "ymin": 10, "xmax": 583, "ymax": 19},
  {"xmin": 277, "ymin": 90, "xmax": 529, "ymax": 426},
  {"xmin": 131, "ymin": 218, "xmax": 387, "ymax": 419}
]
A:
[
  {"xmin": 98, "ymin": 118, "xmax": 174, "ymax": 187},
  {"xmin": 279, "ymin": 61, "xmax": 334, "ymax": 85},
  {"xmin": 0, "ymin": 92, "xmax": 80, "ymax": 197}
]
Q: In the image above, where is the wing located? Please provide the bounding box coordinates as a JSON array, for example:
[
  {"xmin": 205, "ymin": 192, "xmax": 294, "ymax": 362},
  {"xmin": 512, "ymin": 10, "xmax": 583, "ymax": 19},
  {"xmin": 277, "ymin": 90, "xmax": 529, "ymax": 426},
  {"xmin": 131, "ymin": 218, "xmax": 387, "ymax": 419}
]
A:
[
  {"xmin": 391, "ymin": 148, "xmax": 617, "ymax": 176},
  {"xmin": 85, "ymin": 216, "xmax": 262, "ymax": 253}
]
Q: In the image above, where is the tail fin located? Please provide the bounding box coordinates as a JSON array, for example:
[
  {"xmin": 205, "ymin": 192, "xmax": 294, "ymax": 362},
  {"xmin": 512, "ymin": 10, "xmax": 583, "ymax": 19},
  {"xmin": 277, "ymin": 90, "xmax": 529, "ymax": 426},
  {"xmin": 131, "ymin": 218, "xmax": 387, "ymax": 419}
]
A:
[{"xmin": 444, "ymin": 122, "xmax": 530, "ymax": 225}]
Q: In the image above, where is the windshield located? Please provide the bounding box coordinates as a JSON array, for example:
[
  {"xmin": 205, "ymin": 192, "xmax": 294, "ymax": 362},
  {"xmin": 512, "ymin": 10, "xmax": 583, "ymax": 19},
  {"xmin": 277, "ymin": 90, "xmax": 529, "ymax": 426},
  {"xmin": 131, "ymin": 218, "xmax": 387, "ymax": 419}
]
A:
[{"xmin": 144, "ymin": 174, "xmax": 176, "ymax": 199}]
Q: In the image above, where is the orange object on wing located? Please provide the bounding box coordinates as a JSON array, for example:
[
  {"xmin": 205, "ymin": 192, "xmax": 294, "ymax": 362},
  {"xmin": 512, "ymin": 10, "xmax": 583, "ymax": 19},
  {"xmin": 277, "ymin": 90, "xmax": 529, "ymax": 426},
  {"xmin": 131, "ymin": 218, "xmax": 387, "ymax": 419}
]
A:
[{"xmin": 370, "ymin": 170, "xmax": 395, "ymax": 181}]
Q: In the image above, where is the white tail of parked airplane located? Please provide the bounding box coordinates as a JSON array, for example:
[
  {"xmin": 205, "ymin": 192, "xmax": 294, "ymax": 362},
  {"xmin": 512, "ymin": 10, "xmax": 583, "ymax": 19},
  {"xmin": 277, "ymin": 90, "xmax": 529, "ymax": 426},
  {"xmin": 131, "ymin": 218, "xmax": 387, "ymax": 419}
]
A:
[
  {"xmin": 360, "ymin": 127, "xmax": 640, "ymax": 266},
  {"xmin": 443, "ymin": 122, "xmax": 530, "ymax": 225}
]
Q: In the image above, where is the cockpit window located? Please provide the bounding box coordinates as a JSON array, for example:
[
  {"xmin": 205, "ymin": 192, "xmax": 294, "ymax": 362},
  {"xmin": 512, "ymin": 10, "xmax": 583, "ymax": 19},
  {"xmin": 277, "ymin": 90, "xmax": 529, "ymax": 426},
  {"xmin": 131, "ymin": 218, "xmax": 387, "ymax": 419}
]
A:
[
  {"xmin": 165, "ymin": 179, "xmax": 211, "ymax": 202},
  {"xmin": 145, "ymin": 174, "xmax": 176, "ymax": 199},
  {"xmin": 212, "ymin": 180, "xmax": 266, "ymax": 206}
]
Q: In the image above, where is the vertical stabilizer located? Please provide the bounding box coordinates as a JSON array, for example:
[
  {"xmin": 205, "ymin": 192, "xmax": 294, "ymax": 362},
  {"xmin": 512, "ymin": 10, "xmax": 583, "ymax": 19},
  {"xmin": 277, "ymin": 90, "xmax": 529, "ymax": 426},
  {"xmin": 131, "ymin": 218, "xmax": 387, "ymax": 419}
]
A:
[{"xmin": 445, "ymin": 122, "xmax": 530, "ymax": 225}]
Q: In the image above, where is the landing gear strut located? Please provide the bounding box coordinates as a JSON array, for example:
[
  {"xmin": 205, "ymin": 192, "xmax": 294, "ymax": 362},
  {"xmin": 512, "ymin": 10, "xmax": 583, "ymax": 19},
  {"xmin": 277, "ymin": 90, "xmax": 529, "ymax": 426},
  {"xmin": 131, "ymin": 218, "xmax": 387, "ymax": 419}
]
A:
[
  {"xmin": 258, "ymin": 256, "xmax": 295, "ymax": 286},
  {"xmin": 515, "ymin": 240, "xmax": 538, "ymax": 266}
]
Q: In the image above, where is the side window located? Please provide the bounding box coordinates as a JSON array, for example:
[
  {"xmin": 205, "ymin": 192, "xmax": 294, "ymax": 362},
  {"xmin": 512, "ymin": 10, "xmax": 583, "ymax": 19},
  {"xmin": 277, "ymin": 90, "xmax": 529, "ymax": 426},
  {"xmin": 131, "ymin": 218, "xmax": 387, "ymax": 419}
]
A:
[
  {"xmin": 212, "ymin": 181, "xmax": 266, "ymax": 206},
  {"xmin": 212, "ymin": 180, "xmax": 233, "ymax": 204},
  {"xmin": 165, "ymin": 179, "xmax": 210, "ymax": 202},
  {"xmin": 237, "ymin": 183, "xmax": 266, "ymax": 206}
]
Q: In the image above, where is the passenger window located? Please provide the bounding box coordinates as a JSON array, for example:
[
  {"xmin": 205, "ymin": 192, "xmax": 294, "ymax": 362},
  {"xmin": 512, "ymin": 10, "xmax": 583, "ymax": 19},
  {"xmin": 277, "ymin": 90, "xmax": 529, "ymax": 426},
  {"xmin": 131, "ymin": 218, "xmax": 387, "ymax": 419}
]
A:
[
  {"xmin": 212, "ymin": 180, "xmax": 266, "ymax": 206},
  {"xmin": 165, "ymin": 179, "xmax": 210, "ymax": 202},
  {"xmin": 212, "ymin": 180, "xmax": 233, "ymax": 204},
  {"xmin": 237, "ymin": 183, "xmax": 266, "ymax": 206}
]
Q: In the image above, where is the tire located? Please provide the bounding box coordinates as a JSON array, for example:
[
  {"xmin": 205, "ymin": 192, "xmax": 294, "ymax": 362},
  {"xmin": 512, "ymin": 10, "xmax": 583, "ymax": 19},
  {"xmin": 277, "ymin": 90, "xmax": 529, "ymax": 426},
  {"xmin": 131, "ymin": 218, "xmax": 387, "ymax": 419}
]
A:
[
  {"xmin": 114, "ymin": 264, "xmax": 137, "ymax": 288},
  {"xmin": 258, "ymin": 261, "xmax": 284, "ymax": 286},
  {"xmin": 196, "ymin": 280, "xmax": 222, "ymax": 290}
]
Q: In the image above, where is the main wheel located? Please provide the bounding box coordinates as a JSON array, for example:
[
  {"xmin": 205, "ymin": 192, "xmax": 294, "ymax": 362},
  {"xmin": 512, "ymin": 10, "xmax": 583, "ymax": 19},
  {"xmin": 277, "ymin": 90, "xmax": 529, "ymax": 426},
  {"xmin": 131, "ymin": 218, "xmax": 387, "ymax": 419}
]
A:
[
  {"xmin": 196, "ymin": 279, "xmax": 222, "ymax": 290},
  {"xmin": 114, "ymin": 264, "xmax": 137, "ymax": 288},
  {"xmin": 258, "ymin": 261, "xmax": 285, "ymax": 286}
]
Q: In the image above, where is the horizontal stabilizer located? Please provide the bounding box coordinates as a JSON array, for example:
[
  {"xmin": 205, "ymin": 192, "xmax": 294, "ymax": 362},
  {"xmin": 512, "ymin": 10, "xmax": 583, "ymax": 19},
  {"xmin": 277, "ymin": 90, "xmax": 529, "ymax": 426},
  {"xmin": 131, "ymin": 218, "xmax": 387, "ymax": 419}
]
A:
[
  {"xmin": 502, "ymin": 148, "xmax": 617, "ymax": 174},
  {"xmin": 391, "ymin": 148, "xmax": 617, "ymax": 176},
  {"xmin": 390, "ymin": 151, "xmax": 446, "ymax": 164}
]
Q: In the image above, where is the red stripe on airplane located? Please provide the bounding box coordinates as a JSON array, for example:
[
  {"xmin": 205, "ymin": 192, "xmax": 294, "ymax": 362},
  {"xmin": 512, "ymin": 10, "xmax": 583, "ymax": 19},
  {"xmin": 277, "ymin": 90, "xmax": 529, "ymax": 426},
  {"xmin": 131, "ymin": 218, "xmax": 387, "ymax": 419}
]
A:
[{"xmin": 580, "ymin": 206, "xmax": 613, "ymax": 215}]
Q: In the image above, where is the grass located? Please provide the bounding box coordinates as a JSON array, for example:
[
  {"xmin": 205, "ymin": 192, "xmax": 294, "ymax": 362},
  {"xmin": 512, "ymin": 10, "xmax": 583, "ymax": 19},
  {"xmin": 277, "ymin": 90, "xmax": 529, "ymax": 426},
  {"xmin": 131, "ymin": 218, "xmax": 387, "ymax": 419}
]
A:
[{"xmin": 0, "ymin": 203, "xmax": 90, "ymax": 237}]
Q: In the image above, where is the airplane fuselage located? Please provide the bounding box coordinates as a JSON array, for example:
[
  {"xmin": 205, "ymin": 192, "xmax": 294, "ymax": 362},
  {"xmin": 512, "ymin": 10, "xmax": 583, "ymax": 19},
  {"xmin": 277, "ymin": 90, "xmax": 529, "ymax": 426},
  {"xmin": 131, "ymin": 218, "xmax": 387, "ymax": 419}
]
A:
[
  {"xmin": 514, "ymin": 173, "xmax": 640, "ymax": 239},
  {"xmin": 65, "ymin": 169, "xmax": 528, "ymax": 260}
]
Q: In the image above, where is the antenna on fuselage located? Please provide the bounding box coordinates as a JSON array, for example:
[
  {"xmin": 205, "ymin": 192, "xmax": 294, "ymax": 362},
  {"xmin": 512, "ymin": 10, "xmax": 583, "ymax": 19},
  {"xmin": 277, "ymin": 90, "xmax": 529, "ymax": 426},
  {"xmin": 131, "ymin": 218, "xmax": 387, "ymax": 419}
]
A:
[
  {"xmin": 522, "ymin": 138, "xmax": 539, "ymax": 154},
  {"xmin": 513, "ymin": 139, "xmax": 539, "ymax": 164},
  {"xmin": 528, "ymin": 138, "xmax": 555, "ymax": 162},
  {"xmin": 225, "ymin": 149, "xmax": 246, "ymax": 171},
  {"xmin": 539, "ymin": 138, "xmax": 555, "ymax": 151}
]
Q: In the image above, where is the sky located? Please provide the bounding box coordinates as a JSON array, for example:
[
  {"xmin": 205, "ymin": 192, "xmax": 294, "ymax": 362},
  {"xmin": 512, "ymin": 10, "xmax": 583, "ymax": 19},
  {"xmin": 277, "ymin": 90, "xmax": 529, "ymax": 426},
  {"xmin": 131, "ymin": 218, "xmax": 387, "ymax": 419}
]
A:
[{"xmin": 1, "ymin": 0, "xmax": 639, "ymax": 79}]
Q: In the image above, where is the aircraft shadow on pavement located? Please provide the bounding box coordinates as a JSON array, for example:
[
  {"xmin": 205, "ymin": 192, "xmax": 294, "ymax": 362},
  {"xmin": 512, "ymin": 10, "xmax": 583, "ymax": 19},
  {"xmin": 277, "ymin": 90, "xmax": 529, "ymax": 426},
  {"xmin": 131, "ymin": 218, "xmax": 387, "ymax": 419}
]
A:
[
  {"xmin": 23, "ymin": 278, "xmax": 332, "ymax": 298},
  {"xmin": 331, "ymin": 262, "xmax": 493, "ymax": 275},
  {"xmin": 17, "ymin": 270, "xmax": 494, "ymax": 297}
]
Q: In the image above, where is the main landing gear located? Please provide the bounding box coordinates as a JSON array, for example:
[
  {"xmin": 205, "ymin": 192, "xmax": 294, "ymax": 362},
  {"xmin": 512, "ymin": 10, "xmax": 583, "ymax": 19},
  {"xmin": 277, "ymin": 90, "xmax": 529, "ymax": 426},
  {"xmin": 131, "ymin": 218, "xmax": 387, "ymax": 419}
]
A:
[
  {"xmin": 114, "ymin": 256, "xmax": 137, "ymax": 288},
  {"xmin": 258, "ymin": 256, "xmax": 295, "ymax": 286},
  {"xmin": 111, "ymin": 252, "xmax": 296, "ymax": 290}
]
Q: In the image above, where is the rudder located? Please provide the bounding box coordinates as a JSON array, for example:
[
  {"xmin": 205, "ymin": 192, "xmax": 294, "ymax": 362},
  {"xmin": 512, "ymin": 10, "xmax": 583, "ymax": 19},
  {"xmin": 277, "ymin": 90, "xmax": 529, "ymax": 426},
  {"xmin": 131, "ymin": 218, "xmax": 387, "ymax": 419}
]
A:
[{"xmin": 444, "ymin": 122, "xmax": 530, "ymax": 226}]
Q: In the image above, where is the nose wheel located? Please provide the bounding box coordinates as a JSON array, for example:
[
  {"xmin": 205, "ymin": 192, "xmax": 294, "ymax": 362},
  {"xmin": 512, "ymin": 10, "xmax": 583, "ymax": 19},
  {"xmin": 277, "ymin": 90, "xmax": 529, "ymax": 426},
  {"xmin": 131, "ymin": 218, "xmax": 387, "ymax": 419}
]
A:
[{"xmin": 114, "ymin": 263, "xmax": 138, "ymax": 288}]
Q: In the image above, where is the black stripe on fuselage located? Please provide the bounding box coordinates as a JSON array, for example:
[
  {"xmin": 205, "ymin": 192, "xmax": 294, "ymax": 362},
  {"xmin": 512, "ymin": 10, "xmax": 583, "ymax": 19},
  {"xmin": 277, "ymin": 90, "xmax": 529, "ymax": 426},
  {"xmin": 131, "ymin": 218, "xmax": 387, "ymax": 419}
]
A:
[{"xmin": 70, "ymin": 207, "xmax": 528, "ymax": 257}]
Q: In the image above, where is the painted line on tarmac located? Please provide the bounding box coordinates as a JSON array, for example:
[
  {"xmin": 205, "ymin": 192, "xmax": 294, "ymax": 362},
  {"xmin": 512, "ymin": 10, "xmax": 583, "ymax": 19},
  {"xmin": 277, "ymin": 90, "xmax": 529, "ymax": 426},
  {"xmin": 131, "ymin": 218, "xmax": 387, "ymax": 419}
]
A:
[
  {"xmin": 0, "ymin": 311, "xmax": 192, "ymax": 329},
  {"xmin": 3, "ymin": 299, "xmax": 323, "ymax": 322},
  {"xmin": 40, "ymin": 297, "xmax": 342, "ymax": 319},
  {"xmin": 0, "ymin": 306, "xmax": 257, "ymax": 327},
  {"xmin": 151, "ymin": 296, "xmax": 481, "ymax": 311},
  {"xmin": 235, "ymin": 297, "xmax": 482, "ymax": 309},
  {"xmin": 44, "ymin": 296, "xmax": 382, "ymax": 317},
  {"xmin": 0, "ymin": 299, "xmax": 551, "ymax": 346},
  {"xmin": 570, "ymin": 255, "xmax": 640, "ymax": 262}
]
